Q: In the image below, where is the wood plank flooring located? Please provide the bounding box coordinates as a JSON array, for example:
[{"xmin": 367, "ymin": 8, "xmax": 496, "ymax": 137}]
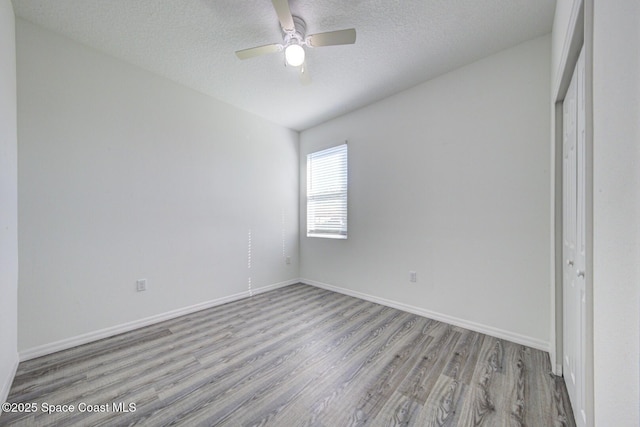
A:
[{"xmin": 1, "ymin": 284, "xmax": 575, "ymax": 426}]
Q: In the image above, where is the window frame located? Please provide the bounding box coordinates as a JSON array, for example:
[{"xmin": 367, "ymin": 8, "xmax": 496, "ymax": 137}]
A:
[{"xmin": 306, "ymin": 143, "xmax": 348, "ymax": 239}]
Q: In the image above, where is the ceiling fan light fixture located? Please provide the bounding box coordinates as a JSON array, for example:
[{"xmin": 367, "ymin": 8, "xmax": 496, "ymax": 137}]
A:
[
  {"xmin": 285, "ymin": 44, "xmax": 305, "ymax": 67},
  {"xmin": 234, "ymin": 1, "xmax": 356, "ymax": 83}
]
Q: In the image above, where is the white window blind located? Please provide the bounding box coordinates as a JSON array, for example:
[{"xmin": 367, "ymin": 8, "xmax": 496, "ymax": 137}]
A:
[{"xmin": 307, "ymin": 144, "xmax": 348, "ymax": 239}]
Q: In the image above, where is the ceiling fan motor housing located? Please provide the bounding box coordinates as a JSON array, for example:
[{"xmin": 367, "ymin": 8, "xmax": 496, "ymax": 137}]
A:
[{"xmin": 284, "ymin": 15, "xmax": 307, "ymax": 46}]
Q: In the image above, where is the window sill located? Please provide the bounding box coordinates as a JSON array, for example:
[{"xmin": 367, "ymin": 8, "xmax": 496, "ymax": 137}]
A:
[{"xmin": 307, "ymin": 233, "xmax": 348, "ymax": 240}]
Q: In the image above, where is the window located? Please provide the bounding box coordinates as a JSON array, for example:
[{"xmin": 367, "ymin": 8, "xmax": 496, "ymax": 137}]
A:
[{"xmin": 306, "ymin": 143, "xmax": 348, "ymax": 239}]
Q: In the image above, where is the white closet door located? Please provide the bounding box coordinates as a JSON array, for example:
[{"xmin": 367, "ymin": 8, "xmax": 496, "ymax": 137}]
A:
[{"xmin": 563, "ymin": 45, "xmax": 587, "ymax": 427}]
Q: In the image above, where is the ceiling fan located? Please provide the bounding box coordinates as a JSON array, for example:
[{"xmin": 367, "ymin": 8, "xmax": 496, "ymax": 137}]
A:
[{"xmin": 235, "ymin": 0, "xmax": 356, "ymax": 84}]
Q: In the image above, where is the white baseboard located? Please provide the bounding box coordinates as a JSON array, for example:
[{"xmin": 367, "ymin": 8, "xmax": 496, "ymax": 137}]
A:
[
  {"xmin": 549, "ymin": 348, "xmax": 562, "ymax": 376},
  {"xmin": 18, "ymin": 278, "xmax": 550, "ymax": 362},
  {"xmin": 301, "ymin": 278, "xmax": 550, "ymax": 352},
  {"xmin": 19, "ymin": 279, "xmax": 299, "ymax": 362},
  {"xmin": 0, "ymin": 354, "xmax": 19, "ymax": 406}
]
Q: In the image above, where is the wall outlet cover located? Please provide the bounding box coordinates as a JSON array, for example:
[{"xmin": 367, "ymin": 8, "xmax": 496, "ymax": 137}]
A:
[{"xmin": 136, "ymin": 279, "xmax": 147, "ymax": 292}]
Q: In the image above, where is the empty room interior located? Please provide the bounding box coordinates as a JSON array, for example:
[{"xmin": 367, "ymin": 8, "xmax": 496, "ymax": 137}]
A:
[{"xmin": 0, "ymin": 0, "xmax": 638, "ymax": 426}]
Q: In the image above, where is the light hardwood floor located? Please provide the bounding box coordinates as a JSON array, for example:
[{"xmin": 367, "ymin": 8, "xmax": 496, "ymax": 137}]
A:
[{"xmin": 1, "ymin": 284, "xmax": 575, "ymax": 426}]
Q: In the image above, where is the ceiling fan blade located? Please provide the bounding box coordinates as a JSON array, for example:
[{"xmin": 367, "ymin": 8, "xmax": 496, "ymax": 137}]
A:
[
  {"xmin": 306, "ymin": 28, "xmax": 356, "ymax": 47},
  {"xmin": 299, "ymin": 62, "xmax": 312, "ymax": 85},
  {"xmin": 235, "ymin": 43, "xmax": 282, "ymax": 60},
  {"xmin": 271, "ymin": 0, "xmax": 295, "ymax": 32}
]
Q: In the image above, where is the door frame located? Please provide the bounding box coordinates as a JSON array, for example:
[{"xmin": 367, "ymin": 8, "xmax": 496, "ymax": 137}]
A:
[{"xmin": 550, "ymin": 0, "xmax": 594, "ymax": 425}]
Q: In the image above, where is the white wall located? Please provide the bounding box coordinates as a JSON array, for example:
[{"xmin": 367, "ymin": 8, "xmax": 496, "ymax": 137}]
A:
[
  {"xmin": 0, "ymin": 0, "xmax": 18, "ymax": 403},
  {"xmin": 300, "ymin": 36, "xmax": 551, "ymax": 349},
  {"xmin": 17, "ymin": 20, "xmax": 299, "ymax": 353},
  {"xmin": 592, "ymin": 0, "xmax": 640, "ymax": 424}
]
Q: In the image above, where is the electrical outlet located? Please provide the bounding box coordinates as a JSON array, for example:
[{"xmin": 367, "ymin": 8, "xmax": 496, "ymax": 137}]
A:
[
  {"xmin": 409, "ymin": 271, "xmax": 417, "ymax": 283},
  {"xmin": 285, "ymin": 256, "xmax": 291, "ymax": 265},
  {"xmin": 136, "ymin": 279, "xmax": 147, "ymax": 292}
]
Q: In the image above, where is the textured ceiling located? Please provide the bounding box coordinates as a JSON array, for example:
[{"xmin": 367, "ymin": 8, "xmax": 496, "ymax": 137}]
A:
[{"xmin": 12, "ymin": 0, "xmax": 555, "ymax": 131}]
